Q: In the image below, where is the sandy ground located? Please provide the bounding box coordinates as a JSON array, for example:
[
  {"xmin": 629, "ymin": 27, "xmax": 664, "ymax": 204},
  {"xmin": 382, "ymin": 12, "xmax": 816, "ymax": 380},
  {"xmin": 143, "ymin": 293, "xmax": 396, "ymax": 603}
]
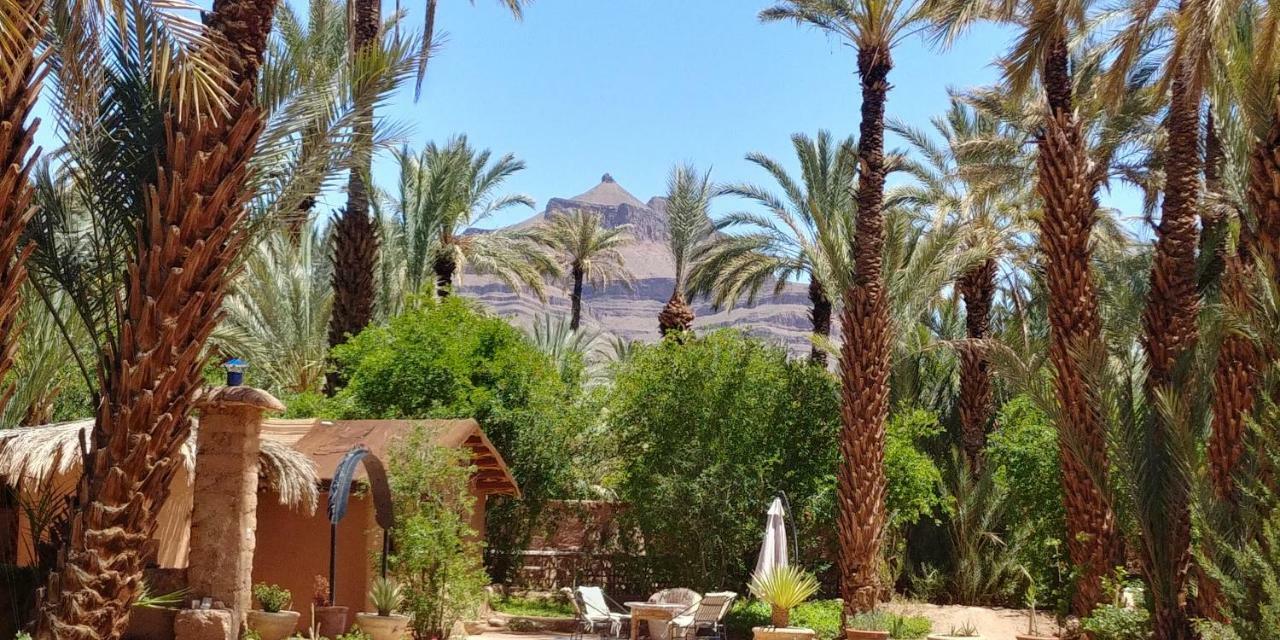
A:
[{"xmin": 468, "ymin": 602, "xmax": 1061, "ymax": 640}]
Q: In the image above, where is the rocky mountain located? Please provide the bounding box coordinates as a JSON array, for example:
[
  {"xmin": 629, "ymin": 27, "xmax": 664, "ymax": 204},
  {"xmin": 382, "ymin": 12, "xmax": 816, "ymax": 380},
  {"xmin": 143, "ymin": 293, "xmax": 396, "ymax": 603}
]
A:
[{"xmin": 458, "ymin": 174, "xmax": 816, "ymax": 354}]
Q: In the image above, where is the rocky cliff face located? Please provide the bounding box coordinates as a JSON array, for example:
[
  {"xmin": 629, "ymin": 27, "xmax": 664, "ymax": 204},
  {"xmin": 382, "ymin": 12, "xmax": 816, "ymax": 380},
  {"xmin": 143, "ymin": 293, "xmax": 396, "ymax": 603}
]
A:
[{"xmin": 459, "ymin": 174, "xmax": 815, "ymax": 354}]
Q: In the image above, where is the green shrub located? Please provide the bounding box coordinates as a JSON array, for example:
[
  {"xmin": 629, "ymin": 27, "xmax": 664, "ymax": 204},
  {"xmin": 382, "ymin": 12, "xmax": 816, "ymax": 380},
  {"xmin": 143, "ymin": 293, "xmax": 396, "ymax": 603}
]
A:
[
  {"xmin": 1081, "ymin": 605, "xmax": 1151, "ymax": 640},
  {"xmin": 884, "ymin": 408, "xmax": 947, "ymax": 529},
  {"xmin": 251, "ymin": 583, "xmax": 292, "ymax": 613},
  {"xmin": 724, "ymin": 599, "xmax": 843, "ymax": 640},
  {"xmin": 489, "ymin": 595, "xmax": 574, "ymax": 618},
  {"xmin": 388, "ymin": 429, "xmax": 488, "ymax": 639}
]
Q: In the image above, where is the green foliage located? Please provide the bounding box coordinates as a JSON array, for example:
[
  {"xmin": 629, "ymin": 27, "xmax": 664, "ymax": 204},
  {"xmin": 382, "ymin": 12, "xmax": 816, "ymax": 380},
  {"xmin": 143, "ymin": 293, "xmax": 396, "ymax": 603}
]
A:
[
  {"xmin": 240, "ymin": 631, "xmax": 261, "ymax": 640},
  {"xmin": 724, "ymin": 599, "xmax": 846, "ymax": 640},
  {"xmin": 1081, "ymin": 605, "xmax": 1151, "ymax": 640},
  {"xmin": 749, "ymin": 566, "xmax": 820, "ymax": 612},
  {"xmin": 334, "ymin": 631, "xmax": 372, "ymax": 640},
  {"xmin": 368, "ymin": 577, "xmax": 402, "ymax": 617},
  {"xmin": 884, "ymin": 408, "xmax": 947, "ymax": 528},
  {"xmin": 252, "ymin": 583, "xmax": 292, "ymax": 613},
  {"xmin": 328, "ymin": 296, "xmax": 591, "ymax": 577},
  {"xmin": 985, "ymin": 396, "xmax": 1069, "ymax": 608},
  {"xmin": 387, "ymin": 428, "xmax": 487, "ymax": 640},
  {"xmin": 488, "ymin": 595, "xmax": 574, "ymax": 618},
  {"xmin": 608, "ymin": 331, "xmax": 841, "ymax": 590},
  {"xmin": 846, "ymin": 611, "xmax": 932, "ymax": 638}
]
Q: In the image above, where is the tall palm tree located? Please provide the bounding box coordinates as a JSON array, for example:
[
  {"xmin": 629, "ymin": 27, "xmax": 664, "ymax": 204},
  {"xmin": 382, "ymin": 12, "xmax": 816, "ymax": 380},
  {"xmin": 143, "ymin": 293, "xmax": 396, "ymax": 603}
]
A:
[
  {"xmin": 761, "ymin": 0, "xmax": 927, "ymax": 616},
  {"xmin": 216, "ymin": 225, "xmax": 333, "ymax": 395},
  {"xmin": 688, "ymin": 131, "xmax": 857, "ymax": 365},
  {"xmin": 526, "ymin": 209, "xmax": 633, "ymax": 330},
  {"xmin": 0, "ymin": 0, "xmax": 44, "ymax": 400},
  {"xmin": 890, "ymin": 102, "xmax": 1027, "ymax": 470},
  {"xmin": 390, "ymin": 137, "xmax": 555, "ymax": 299},
  {"xmin": 33, "ymin": 0, "xmax": 281, "ymax": 633},
  {"xmin": 659, "ymin": 163, "xmax": 716, "ymax": 337}
]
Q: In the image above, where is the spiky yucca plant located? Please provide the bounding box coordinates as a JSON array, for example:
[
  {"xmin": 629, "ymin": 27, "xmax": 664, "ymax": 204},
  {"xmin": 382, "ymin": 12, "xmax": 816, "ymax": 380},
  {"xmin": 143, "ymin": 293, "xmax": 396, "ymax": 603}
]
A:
[{"xmin": 749, "ymin": 566, "xmax": 820, "ymax": 628}]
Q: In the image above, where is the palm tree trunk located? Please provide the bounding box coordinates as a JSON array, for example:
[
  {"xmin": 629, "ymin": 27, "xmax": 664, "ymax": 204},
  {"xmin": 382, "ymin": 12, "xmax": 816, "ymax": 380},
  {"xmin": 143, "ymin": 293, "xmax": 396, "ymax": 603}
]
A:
[
  {"xmin": 1138, "ymin": 38, "xmax": 1202, "ymax": 640},
  {"xmin": 809, "ymin": 278, "xmax": 831, "ymax": 366},
  {"xmin": 0, "ymin": 0, "xmax": 43, "ymax": 398},
  {"xmin": 569, "ymin": 264, "xmax": 584, "ymax": 330},
  {"xmin": 1251, "ymin": 96, "xmax": 1280, "ymax": 276},
  {"xmin": 434, "ymin": 253, "xmax": 457, "ymax": 297},
  {"xmin": 1035, "ymin": 25, "xmax": 1118, "ymax": 618},
  {"xmin": 837, "ymin": 42, "xmax": 893, "ymax": 618},
  {"xmin": 957, "ymin": 257, "xmax": 996, "ymax": 471},
  {"xmin": 36, "ymin": 0, "xmax": 277, "ymax": 636},
  {"xmin": 1200, "ymin": 110, "xmax": 1227, "ymax": 285},
  {"xmin": 327, "ymin": 0, "xmax": 380, "ymax": 367}
]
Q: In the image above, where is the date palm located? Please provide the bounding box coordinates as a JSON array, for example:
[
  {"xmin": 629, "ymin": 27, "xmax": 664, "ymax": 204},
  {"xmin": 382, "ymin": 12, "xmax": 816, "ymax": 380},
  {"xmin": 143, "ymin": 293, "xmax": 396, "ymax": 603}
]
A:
[
  {"xmin": 30, "ymin": 0, "xmax": 282, "ymax": 634},
  {"xmin": 526, "ymin": 209, "xmax": 633, "ymax": 331},
  {"xmin": 762, "ymin": 0, "xmax": 929, "ymax": 616},
  {"xmin": 0, "ymin": 0, "xmax": 45, "ymax": 401},
  {"xmin": 688, "ymin": 131, "xmax": 857, "ymax": 365},
  {"xmin": 390, "ymin": 137, "xmax": 555, "ymax": 299},
  {"xmin": 659, "ymin": 163, "xmax": 716, "ymax": 337}
]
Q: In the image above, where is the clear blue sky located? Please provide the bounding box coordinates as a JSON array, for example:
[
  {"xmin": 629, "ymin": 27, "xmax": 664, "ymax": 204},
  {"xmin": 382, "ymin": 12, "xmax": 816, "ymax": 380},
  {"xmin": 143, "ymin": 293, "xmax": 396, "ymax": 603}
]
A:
[{"xmin": 365, "ymin": 0, "xmax": 1056, "ymax": 229}]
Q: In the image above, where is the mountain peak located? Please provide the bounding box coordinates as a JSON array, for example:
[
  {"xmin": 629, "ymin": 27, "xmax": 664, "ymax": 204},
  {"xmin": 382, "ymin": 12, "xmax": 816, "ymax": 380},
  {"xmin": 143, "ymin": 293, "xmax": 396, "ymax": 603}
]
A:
[{"xmin": 569, "ymin": 174, "xmax": 647, "ymax": 209}]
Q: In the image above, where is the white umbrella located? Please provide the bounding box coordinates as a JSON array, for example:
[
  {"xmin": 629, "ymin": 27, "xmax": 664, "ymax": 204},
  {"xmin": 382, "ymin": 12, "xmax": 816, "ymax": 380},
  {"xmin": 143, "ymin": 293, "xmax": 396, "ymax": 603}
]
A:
[{"xmin": 754, "ymin": 497, "xmax": 789, "ymax": 578}]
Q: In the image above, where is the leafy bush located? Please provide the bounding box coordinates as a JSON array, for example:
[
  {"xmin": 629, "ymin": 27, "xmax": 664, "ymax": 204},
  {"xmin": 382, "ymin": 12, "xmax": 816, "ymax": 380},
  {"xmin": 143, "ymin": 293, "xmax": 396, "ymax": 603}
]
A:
[
  {"xmin": 327, "ymin": 297, "xmax": 593, "ymax": 579},
  {"xmin": 724, "ymin": 599, "xmax": 844, "ymax": 640},
  {"xmin": 387, "ymin": 428, "xmax": 488, "ymax": 639},
  {"xmin": 884, "ymin": 408, "xmax": 947, "ymax": 529},
  {"xmin": 985, "ymin": 396, "xmax": 1069, "ymax": 608},
  {"xmin": 1080, "ymin": 605, "xmax": 1151, "ymax": 640},
  {"xmin": 251, "ymin": 583, "xmax": 292, "ymax": 613},
  {"xmin": 608, "ymin": 331, "xmax": 841, "ymax": 591},
  {"xmin": 489, "ymin": 595, "xmax": 574, "ymax": 618}
]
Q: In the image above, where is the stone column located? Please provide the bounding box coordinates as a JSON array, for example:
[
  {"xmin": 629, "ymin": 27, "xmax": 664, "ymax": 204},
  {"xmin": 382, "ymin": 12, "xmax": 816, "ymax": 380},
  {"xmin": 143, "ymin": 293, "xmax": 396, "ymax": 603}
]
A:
[{"xmin": 185, "ymin": 386, "xmax": 285, "ymax": 632}]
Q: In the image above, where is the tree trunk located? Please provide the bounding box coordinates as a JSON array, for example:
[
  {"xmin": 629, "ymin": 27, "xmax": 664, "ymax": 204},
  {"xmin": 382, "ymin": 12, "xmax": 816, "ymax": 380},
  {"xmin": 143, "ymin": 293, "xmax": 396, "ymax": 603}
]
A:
[
  {"xmin": 0, "ymin": 0, "xmax": 44, "ymax": 396},
  {"xmin": 36, "ymin": 0, "xmax": 277, "ymax": 636},
  {"xmin": 1138, "ymin": 35, "xmax": 1201, "ymax": 640},
  {"xmin": 837, "ymin": 43, "xmax": 893, "ymax": 619},
  {"xmin": 957, "ymin": 257, "xmax": 996, "ymax": 471},
  {"xmin": 570, "ymin": 264, "xmax": 585, "ymax": 330},
  {"xmin": 434, "ymin": 253, "xmax": 457, "ymax": 297},
  {"xmin": 326, "ymin": 0, "xmax": 380, "ymax": 387},
  {"xmin": 809, "ymin": 278, "xmax": 831, "ymax": 366},
  {"xmin": 1199, "ymin": 110, "xmax": 1227, "ymax": 286},
  {"xmin": 1035, "ymin": 25, "xmax": 1118, "ymax": 618},
  {"xmin": 658, "ymin": 289, "xmax": 695, "ymax": 337},
  {"xmin": 1251, "ymin": 97, "xmax": 1280, "ymax": 277}
]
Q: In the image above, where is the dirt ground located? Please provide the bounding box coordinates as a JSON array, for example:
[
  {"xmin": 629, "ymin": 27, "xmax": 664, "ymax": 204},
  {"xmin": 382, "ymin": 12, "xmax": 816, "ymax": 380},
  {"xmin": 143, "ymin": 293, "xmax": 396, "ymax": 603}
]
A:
[{"xmin": 881, "ymin": 601, "xmax": 1059, "ymax": 638}]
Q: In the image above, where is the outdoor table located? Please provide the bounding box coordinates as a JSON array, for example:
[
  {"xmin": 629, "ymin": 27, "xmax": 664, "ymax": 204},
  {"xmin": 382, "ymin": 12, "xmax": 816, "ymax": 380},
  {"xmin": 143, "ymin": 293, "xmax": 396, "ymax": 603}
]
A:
[{"xmin": 624, "ymin": 602, "xmax": 688, "ymax": 640}]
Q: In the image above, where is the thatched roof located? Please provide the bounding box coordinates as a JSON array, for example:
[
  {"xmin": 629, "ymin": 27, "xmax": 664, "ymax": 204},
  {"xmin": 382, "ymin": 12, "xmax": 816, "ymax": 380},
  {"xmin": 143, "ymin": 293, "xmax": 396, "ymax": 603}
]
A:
[{"xmin": 0, "ymin": 418, "xmax": 319, "ymax": 513}]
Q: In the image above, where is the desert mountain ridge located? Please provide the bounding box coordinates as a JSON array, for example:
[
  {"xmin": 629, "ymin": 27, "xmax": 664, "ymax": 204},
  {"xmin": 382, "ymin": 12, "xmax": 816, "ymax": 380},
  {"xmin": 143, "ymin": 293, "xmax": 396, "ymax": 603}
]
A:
[{"xmin": 458, "ymin": 173, "xmax": 816, "ymax": 354}]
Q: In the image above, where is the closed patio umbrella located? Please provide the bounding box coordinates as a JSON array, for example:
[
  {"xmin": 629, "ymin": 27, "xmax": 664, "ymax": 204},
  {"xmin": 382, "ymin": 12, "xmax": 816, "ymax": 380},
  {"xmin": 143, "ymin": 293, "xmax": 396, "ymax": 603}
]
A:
[{"xmin": 754, "ymin": 497, "xmax": 789, "ymax": 578}]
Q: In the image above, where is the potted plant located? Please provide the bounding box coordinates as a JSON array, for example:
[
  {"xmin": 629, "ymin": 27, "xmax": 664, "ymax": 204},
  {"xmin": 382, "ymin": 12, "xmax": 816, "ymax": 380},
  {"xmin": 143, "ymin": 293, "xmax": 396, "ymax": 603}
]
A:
[
  {"xmin": 846, "ymin": 612, "xmax": 891, "ymax": 640},
  {"xmin": 313, "ymin": 575, "xmax": 351, "ymax": 639},
  {"xmin": 927, "ymin": 620, "xmax": 983, "ymax": 640},
  {"xmin": 748, "ymin": 566, "xmax": 820, "ymax": 640},
  {"xmin": 355, "ymin": 577, "xmax": 410, "ymax": 640},
  {"xmin": 247, "ymin": 583, "xmax": 300, "ymax": 640},
  {"xmin": 1015, "ymin": 571, "xmax": 1057, "ymax": 640}
]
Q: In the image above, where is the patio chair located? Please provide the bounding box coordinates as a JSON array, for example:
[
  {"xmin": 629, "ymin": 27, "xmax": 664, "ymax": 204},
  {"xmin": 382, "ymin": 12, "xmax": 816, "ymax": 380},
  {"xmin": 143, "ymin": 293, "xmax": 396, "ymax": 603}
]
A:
[
  {"xmin": 667, "ymin": 591, "xmax": 737, "ymax": 640},
  {"xmin": 646, "ymin": 589, "xmax": 702, "ymax": 640},
  {"xmin": 571, "ymin": 585, "xmax": 631, "ymax": 640}
]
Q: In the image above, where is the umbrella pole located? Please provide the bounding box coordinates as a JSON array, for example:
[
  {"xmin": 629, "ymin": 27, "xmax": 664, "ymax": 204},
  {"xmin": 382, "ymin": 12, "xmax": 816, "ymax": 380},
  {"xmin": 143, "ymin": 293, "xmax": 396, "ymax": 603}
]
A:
[{"xmin": 778, "ymin": 491, "xmax": 798, "ymax": 565}]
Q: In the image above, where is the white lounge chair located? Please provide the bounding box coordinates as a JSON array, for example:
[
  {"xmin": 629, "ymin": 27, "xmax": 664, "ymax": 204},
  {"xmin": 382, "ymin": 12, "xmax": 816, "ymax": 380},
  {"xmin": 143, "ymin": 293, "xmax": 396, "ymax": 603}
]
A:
[
  {"xmin": 573, "ymin": 585, "xmax": 631, "ymax": 639},
  {"xmin": 668, "ymin": 591, "xmax": 737, "ymax": 640}
]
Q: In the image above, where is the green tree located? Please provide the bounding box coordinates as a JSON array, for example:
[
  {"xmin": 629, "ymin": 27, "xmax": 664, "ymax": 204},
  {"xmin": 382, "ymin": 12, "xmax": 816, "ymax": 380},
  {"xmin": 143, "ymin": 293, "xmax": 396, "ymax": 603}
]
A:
[
  {"xmin": 658, "ymin": 163, "xmax": 716, "ymax": 337},
  {"xmin": 526, "ymin": 209, "xmax": 634, "ymax": 330}
]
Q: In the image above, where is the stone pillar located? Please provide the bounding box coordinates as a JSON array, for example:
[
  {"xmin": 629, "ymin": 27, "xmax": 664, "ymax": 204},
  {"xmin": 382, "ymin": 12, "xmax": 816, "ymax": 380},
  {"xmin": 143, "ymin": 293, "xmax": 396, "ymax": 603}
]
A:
[{"xmin": 186, "ymin": 386, "xmax": 285, "ymax": 632}]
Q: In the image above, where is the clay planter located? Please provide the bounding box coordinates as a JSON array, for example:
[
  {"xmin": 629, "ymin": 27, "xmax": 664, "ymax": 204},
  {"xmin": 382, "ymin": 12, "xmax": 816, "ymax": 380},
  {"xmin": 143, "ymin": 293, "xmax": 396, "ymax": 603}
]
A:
[
  {"xmin": 753, "ymin": 626, "xmax": 817, "ymax": 640},
  {"xmin": 246, "ymin": 610, "xmax": 301, "ymax": 640},
  {"xmin": 1015, "ymin": 636, "xmax": 1058, "ymax": 640},
  {"xmin": 928, "ymin": 636, "xmax": 985, "ymax": 640},
  {"xmin": 845, "ymin": 630, "xmax": 890, "ymax": 640},
  {"xmin": 314, "ymin": 605, "xmax": 351, "ymax": 638},
  {"xmin": 355, "ymin": 612, "xmax": 411, "ymax": 640}
]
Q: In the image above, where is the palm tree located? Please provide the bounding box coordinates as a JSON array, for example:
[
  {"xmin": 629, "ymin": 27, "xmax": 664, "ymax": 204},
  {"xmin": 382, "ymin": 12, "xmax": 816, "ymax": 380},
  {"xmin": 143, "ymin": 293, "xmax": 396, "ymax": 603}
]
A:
[
  {"xmin": 217, "ymin": 226, "xmax": 333, "ymax": 394},
  {"xmin": 688, "ymin": 131, "xmax": 857, "ymax": 365},
  {"xmin": 659, "ymin": 163, "xmax": 716, "ymax": 337},
  {"xmin": 33, "ymin": 0, "xmax": 281, "ymax": 633},
  {"xmin": 0, "ymin": 0, "xmax": 44, "ymax": 399},
  {"xmin": 526, "ymin": 209, "xmax": 633, "ymax": 330},
  {"xmin": 761, "ymin": 0, "xmax": 927, "ymax": 616},
  {"xmin": 390, "ymin": 137, "xmax": 555, "ymax": 299}
]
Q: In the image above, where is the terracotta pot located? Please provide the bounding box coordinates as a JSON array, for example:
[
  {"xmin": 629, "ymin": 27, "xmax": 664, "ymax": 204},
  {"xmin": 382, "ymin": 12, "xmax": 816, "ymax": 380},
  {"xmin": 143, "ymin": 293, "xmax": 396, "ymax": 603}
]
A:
[
  {"xmin": 247, "ymin": 610, "xmax": 300, "ymax": 640},
  {"xmin": 314, "ymin": 605, "xmax": 351, "ymax": 638},
  {"xmin": 845, "ymin": 630, "xmax": 889, "ymax": 640},
  {"xmin": 355, "ymin": 612, "xmax": 411, "ymax": 640},
  {"xmin": 1015, "ymin": 636, "xmax": 1058, "ymax": 640}
]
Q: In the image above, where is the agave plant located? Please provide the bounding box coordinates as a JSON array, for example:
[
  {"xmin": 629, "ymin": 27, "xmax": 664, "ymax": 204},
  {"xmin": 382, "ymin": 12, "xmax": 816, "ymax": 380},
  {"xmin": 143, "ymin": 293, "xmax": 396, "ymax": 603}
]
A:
[{"xmin": 748, "ymin": 566, "xmax": 819, "ymax": 628}]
